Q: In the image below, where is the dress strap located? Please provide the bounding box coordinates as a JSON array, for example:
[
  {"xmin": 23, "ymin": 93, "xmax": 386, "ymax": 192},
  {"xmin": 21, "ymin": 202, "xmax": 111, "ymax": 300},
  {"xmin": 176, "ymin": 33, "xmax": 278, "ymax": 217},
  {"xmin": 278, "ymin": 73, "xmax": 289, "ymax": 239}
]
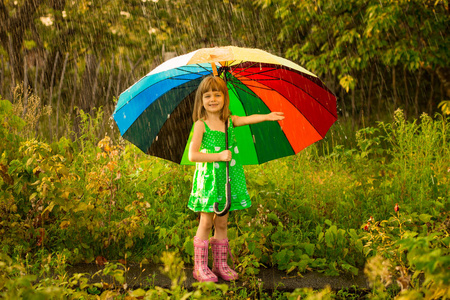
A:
[{"xmin": 201, "ymin": 120, "xmax": 211, "ymax": 132}]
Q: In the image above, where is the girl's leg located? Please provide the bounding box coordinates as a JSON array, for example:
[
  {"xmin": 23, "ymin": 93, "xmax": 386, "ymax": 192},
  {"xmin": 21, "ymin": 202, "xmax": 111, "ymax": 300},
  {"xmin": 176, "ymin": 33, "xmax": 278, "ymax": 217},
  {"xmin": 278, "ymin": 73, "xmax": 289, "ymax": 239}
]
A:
[
  {"xmin": 196, "ymin": 212, "xmax": 214, "ymax": 240},
  {"xmin": 213, "ymin": 213, "xmax": 228, "ymax": 240},
  {"xmin": 193, "ymin": 212, "xmax": 217, "ymax": 282},
  {"xmin": 211, "ymin": 212, "xmax": 238, "ymax": 281}
]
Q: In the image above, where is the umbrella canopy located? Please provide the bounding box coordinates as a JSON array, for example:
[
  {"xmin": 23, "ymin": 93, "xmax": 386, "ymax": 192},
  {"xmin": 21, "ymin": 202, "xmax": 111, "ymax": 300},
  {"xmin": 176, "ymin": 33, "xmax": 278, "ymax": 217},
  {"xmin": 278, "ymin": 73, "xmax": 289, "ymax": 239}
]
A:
[{"xmin": 113, "ymin": 46, "xmax": 337, "ymax": 165}]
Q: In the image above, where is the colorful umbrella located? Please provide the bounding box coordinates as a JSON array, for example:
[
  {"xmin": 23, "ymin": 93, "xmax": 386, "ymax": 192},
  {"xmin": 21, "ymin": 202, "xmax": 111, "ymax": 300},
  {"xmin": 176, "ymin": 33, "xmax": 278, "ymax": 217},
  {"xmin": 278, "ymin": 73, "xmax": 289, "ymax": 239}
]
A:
[{"xmin": 113, "ymin": 46, "xmax": 337, "ymax": 165}]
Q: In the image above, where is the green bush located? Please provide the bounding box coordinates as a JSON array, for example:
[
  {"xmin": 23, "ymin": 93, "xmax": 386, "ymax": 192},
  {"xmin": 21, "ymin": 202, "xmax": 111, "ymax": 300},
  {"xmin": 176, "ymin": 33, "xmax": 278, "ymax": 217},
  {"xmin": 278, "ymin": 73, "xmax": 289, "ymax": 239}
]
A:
[
  {"xmin": 1, "ymin": 94, "xmax": 449, "ymax": 298},
  {"xmin": 362, "ymin": 202, "xmax": 450, "ymax": 299}
]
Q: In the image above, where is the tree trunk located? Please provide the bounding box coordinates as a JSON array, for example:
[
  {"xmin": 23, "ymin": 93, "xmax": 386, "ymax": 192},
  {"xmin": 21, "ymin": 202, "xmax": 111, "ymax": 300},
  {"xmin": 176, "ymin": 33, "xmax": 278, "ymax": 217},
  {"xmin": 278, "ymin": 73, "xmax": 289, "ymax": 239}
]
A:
[
  {"xmin": 403, "ymin": 68, "xmax": 411, "ymax": 114},
  {"xmin": 80, "ymin": 53, "xmax": 97, "ymax": 113},
  {"xmin": 34, "ymin": 56, "xmax": 39, "ymax": 97},
  {"xmin": 56, "ymin": 52, "xmax": 69, "ymax": 139},
  {"xmin": 427, "ymin": 72, "xmax": 435, "ymax": 115},
  {"xmin": 414, "ymin": 68, "xmax": 422, "ymax": 118},
  {"xmin": 126, "ymin": 56, "xmax": 135, "ymax": 87},
  {"xmin": 103, "ymin": 54, "xmax": 115, "ymax": 133},
  {"xmin": 39, "ymin": 51, "xmax": 48, "ymax": 101},
  {"xmin": 367, "ymin": 68, "xmax": 374, "ymax": 121},
  {"xmin": 91, "ymin": 58, "xmax": 102, "ymax": 114},
  {"xmin": 115, "ymin": 55, "xmax": 123, "ymax": 99},
  {"xmin": 48, "ymin": 51, "xmax": 60, "ymax": 141},
  {"xmin": 0, "ymin": 0, "xmax": 45, "ymax": 85},
  {"xmin": 351, "ymin": 86, "xmax": 356, "ymax": 131},
  {"xmin": 359, "ymin": 70, "xmax": 367, "ymax": 123},
  {"xmin": 0, "ymin": 55, "xmax": 4, "ymax": 98},
  {"xmin": 7, "ymin": 35, "xmax": 16, "ymax": 94},
  {"xmin": 22, "ymin": 55, "xmax": 28, "ymax": 117},
  {"xmin": 393, "ymin": 67, "xmax": 397, "ymax": 109},
  {"xmin": 377, "ymin": 76, "xmax": 385, "ymax": 120},
  {"xmin": 435, "ymin": 67, "xmax": 450, "ymax": 99},
  {"xmin": 125, "ymin": 55, "xmax": 143, "ymax": 88},
  {"xmin": 70, "ymin": 50, "xmax": 79, "ymax": 139}
]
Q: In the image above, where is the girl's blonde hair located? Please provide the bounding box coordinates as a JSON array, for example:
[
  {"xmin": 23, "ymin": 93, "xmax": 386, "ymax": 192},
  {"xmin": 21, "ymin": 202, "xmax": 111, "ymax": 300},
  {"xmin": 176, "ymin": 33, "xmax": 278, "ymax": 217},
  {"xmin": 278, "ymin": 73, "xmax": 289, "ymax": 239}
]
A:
[{"xmin": 192, "ymin": 76, "xmax": 231, "ymax": 122}]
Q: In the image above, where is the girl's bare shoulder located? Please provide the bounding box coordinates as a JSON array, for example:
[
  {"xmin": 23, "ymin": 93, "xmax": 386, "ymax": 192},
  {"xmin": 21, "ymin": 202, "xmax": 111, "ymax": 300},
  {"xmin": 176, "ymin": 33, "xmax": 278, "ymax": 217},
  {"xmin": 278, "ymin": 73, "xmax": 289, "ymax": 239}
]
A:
[{"xmin": 193, "ymin": 119, "xmax": 206, "ymax": 132}]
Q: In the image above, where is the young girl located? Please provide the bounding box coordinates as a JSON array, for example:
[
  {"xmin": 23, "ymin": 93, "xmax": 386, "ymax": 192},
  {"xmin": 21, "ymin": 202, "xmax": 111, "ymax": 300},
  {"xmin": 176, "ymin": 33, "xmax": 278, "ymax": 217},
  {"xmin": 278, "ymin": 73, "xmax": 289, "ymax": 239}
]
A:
[{"xmin": 188, "ymin": 75, "xmax": 284, "ymax": 282}]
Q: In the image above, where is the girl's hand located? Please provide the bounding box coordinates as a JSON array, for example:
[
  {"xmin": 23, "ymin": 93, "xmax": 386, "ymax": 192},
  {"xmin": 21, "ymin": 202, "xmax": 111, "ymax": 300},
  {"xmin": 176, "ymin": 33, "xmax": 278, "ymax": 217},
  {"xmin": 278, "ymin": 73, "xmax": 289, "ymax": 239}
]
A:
[
  {"xmin": 219, "ymin": 150, "xmax": 232, "ymax": 162},
  {"xmin": 267, "ymin": 112, "xmax": 285, "ymax": 121}
]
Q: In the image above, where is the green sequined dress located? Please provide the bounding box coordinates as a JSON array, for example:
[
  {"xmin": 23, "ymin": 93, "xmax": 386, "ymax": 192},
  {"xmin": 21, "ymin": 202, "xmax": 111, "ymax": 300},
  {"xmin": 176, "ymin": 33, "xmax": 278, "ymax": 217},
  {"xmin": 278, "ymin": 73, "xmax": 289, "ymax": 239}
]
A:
[{"xmin": 188, "ymin": 118, "xmax": 251, "ymax": 213}]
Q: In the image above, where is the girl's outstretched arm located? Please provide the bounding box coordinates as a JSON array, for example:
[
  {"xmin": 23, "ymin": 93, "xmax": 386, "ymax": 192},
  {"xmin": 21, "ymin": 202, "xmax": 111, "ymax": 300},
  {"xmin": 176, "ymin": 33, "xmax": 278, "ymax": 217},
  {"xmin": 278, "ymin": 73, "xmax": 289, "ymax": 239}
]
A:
[
  {"xmin": 188, "ymin": 120, "xmax": 231, "ymax": 163},
  {"xmin": 232, "ymin": 112, "xmax": 284, "ymax": 127}
]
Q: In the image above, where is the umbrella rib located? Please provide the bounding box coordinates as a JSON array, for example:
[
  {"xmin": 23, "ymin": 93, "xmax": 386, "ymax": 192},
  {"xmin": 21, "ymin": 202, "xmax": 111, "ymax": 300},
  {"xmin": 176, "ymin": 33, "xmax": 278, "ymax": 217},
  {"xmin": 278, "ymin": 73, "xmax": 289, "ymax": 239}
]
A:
[
  {"xmin": 165, "ymin": 65, "xmax": 211, "ymax": 79},
  {"xmin": 227, "ymin": 74, "xmax": 295, "ymax": 163},
  {"xmin": 179, "ymin": 63, "xmax": 211, "ymax": 74},
  {"xmin": 229, "ymin": 69, "xmax": 335, "ymax": 139},
  {"xmin": 229, "ymin": 61, "xmax": 274, "ymax": 78},
  {"xmin": 231, "ymin": 67, "xmax": 337, "ymax": 119},
  {"xmin": 226, "ymin": 77, "xmax": 267, "ymax": 99},
  {"xmin": 231, "ymin": 62, "xmax": 335, "ymax": 96},
  {"xmin": 225, "ymin": 78, "xmax": 265, "ymax": 163}
]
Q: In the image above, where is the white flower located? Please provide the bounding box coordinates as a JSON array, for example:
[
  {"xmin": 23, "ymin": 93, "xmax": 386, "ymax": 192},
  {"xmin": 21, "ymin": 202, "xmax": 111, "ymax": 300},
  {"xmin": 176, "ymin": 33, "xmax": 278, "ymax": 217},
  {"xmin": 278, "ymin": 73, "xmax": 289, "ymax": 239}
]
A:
[
  {"xmin": 120, "ymin": 11, "xmax": 131, "ymax": 18},
  {"xmin": 40, "ymin": 15, "xmax": 53, "ymax": 26}
]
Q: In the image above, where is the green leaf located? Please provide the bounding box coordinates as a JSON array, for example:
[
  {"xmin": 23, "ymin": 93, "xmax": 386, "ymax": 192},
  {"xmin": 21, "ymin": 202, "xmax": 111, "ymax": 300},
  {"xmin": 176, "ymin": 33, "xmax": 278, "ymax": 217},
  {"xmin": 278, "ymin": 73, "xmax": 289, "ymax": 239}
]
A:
[
  {"xmin": 304, "ymin": 243, "xmax": 315, "ymax": 256},
  {"xmin": 419, "ymin": 214, "xmax": 432, "ymax": 223},
  {"xmin": 325, "ymin": 229, "xmax": 335, "ymax": 248},
  {"xmin": 248, "ymin": 241, "xmax": 256, "ymax": 253},
  {"xmin": 341, "ymin": 263, "xmax": 359, "ymax": 275},
  {"xmin": 184, "ymin": 238, "xmax": 194, "ymax": 256},
  {"xmin": 318, "ymin": 232, "xmax": 324, "ymax": 243},
  {"xmin": 129, "ymin": 288, "xmax": 147, "ymax": 297},
  {"xmin": 171, "ymin": 233, "xmax": 180, "ymax": 246}
]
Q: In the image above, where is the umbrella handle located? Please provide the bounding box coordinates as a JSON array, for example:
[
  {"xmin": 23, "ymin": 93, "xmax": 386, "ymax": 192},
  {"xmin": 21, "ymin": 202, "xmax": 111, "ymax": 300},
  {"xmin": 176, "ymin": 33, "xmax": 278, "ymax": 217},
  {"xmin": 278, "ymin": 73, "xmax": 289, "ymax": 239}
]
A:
[{"xmin": 213, "ymin": 119, "xmax": 231, "ymax": 216}]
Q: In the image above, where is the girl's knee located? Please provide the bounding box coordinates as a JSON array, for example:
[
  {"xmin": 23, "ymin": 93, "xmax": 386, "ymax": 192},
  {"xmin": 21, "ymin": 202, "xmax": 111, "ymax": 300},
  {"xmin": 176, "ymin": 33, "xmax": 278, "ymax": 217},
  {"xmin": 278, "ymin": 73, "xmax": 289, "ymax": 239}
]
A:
[
  {"xmin": 199, "ymin": 213, "xmax": 214, "ymax": 230},
  {"xmin": 214, "ymin": 215, "xmax": 228, "ymax": 230}
]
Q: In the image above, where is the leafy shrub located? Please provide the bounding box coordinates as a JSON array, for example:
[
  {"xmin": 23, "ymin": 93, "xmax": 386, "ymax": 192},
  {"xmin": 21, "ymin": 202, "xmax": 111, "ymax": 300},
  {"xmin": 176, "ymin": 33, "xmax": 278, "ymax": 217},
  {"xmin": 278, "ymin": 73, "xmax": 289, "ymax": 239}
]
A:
[
  {"xmin": 362, "ymin": 201, "xmax": 450, "ymax": 299},
  {"xmin": 1, "ymin": 91, "xmax": 449, "ymax": 291}
]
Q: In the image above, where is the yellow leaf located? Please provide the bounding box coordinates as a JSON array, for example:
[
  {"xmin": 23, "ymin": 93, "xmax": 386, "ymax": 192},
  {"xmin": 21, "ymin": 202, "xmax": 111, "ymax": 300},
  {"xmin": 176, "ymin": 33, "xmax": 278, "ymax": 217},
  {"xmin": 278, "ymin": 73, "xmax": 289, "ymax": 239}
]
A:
[
  {"xmin": 60, "ymin": 220, "xmax": 70, "ymax": 229},
  {"xmin": 437, "ymin": 100, "xmax": 450, "ymax": 115},
  {"xmin": 339, "ymin": 75, "xmax": 355, "ymax": 93},
  {"xmin": 61, "ymin": 190, "xmax": 70, "ymax": 199}
]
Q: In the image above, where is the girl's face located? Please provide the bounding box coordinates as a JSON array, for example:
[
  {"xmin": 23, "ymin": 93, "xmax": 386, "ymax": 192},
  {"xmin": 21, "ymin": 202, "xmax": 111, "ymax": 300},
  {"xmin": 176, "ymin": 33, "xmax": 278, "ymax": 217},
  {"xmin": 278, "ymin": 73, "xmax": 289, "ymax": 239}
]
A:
[{"xmin": 202, "ymin": 89, "xmax": 225, "ymax": 115}]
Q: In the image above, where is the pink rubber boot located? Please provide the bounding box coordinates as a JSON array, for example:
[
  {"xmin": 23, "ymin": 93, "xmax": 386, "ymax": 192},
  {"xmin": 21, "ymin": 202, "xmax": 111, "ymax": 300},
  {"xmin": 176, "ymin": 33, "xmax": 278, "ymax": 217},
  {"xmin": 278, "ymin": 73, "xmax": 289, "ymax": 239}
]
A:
[
  {"xmin": 210, "ymin": 238, "xmax": 239, "ymax": 281},
  {"xmin": 193, "ymin": 236, "xmax": 218, "ymax": 282}
]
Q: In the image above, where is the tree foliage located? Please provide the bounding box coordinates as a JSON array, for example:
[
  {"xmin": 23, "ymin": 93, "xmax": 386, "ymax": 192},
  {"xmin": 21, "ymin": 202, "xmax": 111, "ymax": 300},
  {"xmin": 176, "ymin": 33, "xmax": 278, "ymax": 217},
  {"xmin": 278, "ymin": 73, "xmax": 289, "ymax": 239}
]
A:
[
  {"xmin": 256, "ymin": 0, "xmax": 450, "ymax": 116},
  {"xmin": 0, "ymin": 0, "xmax": 448, "ymax": 136}
]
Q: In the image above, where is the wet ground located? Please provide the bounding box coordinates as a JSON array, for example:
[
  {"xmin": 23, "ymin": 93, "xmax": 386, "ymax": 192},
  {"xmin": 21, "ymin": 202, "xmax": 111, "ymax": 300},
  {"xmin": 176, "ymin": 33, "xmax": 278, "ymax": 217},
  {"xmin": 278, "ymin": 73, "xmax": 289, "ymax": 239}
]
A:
[{"xmin": 67, "ymin": 263, "xmax": 370, "ymax": 292}]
